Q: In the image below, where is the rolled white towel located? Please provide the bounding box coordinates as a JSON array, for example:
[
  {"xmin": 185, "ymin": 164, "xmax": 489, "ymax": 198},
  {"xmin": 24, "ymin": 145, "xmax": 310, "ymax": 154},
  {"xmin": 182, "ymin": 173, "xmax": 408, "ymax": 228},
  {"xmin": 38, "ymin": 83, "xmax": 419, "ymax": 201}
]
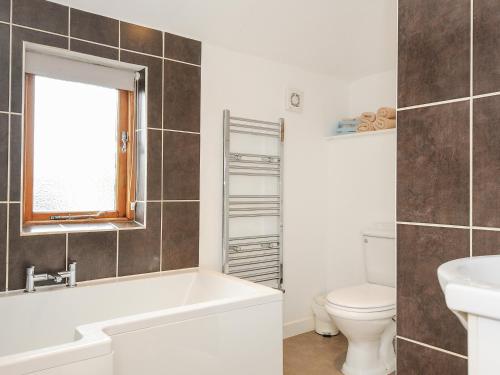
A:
[
  {"xmin": 357, "ymin": 121, "xmax": 375, "ymax": 132},
  {"xmin": 374, "ymin": 117, "xmax": 396, "ymax": 130},
  {"xmin": 360, "ymin": 112, "xmax": 376, "ymax": 122},
  {"xmin": 376, "ymin": 107, "xmax": 396, "ymax": 119}
]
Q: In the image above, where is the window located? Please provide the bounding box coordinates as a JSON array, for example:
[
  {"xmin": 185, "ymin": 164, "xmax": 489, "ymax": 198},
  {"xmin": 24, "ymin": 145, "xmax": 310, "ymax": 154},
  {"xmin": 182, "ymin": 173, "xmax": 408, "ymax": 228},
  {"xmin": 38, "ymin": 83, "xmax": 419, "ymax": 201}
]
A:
[{"xmin": 23, "ymin": 48, "xmax": 141, "ymax": 225}]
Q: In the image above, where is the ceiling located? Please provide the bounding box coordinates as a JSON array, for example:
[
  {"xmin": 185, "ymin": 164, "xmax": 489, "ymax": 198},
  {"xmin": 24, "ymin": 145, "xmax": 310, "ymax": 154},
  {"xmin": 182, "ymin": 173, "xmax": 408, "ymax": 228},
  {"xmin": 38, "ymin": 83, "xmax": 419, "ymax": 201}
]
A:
[{"xmin": 51, "ymin": 0, "xmax": 397, "ymax": 80}]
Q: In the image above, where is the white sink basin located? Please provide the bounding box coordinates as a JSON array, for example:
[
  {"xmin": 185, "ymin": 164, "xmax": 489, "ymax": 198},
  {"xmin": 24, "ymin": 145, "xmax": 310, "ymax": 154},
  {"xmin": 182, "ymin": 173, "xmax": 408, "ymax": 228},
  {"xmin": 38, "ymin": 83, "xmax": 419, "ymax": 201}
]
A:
[
  {"xmin": 438, "ymin": 255, "xmax": 500, "ymax": 327},
  {"xmin": 438, "ymin": 255, "xmax": 500, "ymax": 375}
]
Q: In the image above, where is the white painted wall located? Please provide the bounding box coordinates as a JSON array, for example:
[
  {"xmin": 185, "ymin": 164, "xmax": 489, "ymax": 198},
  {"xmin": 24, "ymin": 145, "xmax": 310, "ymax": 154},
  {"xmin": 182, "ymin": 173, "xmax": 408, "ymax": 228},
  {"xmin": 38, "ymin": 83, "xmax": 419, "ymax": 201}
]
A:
[
  {"xmin": 323, "ymin": 69, "xmax": 396, "ymax": 294},
  {"xmin": 199, "ymin": 43, "xmax": 349, "ymax": 335},
  {"xmin": 325, "ymin": 131, "xmax": 396, "ymax": 293},
  {"xmin": 200, "ymin": 60, "xmax": 397, "ymax": 336},
  {"xmin": 348, "ymin": 70, "xmax": 397, "ymax": 117}
]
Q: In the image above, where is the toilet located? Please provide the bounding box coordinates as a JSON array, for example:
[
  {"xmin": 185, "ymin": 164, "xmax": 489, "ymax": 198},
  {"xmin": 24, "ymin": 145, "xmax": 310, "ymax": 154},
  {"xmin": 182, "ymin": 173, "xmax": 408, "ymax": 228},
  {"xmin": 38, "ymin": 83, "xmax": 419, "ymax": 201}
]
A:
[{"xmin": 325, "ymin": 224, "xmax": 396, "ymax": 375}]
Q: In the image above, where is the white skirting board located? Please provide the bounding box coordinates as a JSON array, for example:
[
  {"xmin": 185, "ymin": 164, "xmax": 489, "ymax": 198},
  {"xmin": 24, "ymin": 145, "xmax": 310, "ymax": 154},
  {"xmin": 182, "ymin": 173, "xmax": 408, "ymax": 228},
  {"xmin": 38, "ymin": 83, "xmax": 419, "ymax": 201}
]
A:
[{"xmin": 283, "ymin": 316, "xmax": 315, "ymax": 339}]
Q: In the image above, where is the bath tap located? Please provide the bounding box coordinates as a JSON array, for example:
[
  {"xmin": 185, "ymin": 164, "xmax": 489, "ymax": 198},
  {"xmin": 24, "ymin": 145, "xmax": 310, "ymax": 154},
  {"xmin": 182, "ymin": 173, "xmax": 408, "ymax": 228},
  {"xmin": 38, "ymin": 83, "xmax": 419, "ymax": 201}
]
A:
[{"xmin": 25, "ymin": 262, "xmax": 77, "ymax": 293}]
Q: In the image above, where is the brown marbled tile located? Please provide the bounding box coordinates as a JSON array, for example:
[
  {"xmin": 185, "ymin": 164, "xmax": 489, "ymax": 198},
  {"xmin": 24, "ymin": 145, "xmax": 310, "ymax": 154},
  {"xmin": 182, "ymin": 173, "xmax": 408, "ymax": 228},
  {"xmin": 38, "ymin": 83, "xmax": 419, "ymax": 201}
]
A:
[
  {"xmin": 398, "ymin": 0, "xmax": 470, "ymax": 107},
  {"xmin": 120, "ymin": 50, "xmax": 162, "ymax": 129},
  {"xmin": 473, "ymin": 96, "xmax": 500, "ymax": 227},
  {"xmin": 397, "ymin": 102, "xmax": 470, "ymax": 225},
  {"xmin": 0, "ymin": 114, "xmax": 7, "ymax": 201},
  {"xmin": 9, "ymin": 115, "xmax": 20, "ymax": 201},
  {"xmin": 70, "ymin": 9, "xmax": 118, "ymax": 47},
  {"xmin": 474, "ymin": 0, "xmax": 500, "ymax": 95},
  {"xmin": 68, "ymin": 231, "xmax": 117, "ymax": 282},
  {"xmin": 397, "ymin": 224, "xmax": 469, "ymax": 355},
  {"xmin": 164, "ymin": 32, "xmax": 201, "ymax": 65},
  {"xmin": 162, "ymin": 202, "xmax": 199, "ymax": 271},
  {"xmin": 163, "ymin": 132, "xmax": 200, "ymax": 200},
  {"xmin": 118, "ymin": 202, "xmax": 161, "ymax": 276},
  {"xmin": 11, "ymin": 26, "xmax": 68, "ymax": 113},
  {"xmin": 0, "ymin": 23, "xmax": 9, "ymax": 112},
  {"xmin": 70, "ymin": 39, "xmax": 118, "ymax": 60},
  {"xmin": 0, "ymin": 203, "xmax": 6, "ymax": 291},
  {"xmin": 8, "ymin": 204, "xmax": 66, "ymax": 291},
  {"xmin": 472, "ymin": 230, "xmax": 500, "ymax": 256},
  {"xmin": 163, "ymin": 60, "xmax": 200, "ymax": 132},
  {"xmin": 120, "ymin": 22, "xmax": 162, "ymax": 57},
  {"xmin": 0, "ymin": 0, "xmax": 10, "ymax": 22},
  {"xmin": 397, "ymin": 339, "xmax": 467, "ymax": 375},
  {"xmin": 146, "ymin": 129, "xmax": 162, "ymax": 201},
  {"xmin": 12, "ymin": 0, "xmax": 68, "ymax": 35}
]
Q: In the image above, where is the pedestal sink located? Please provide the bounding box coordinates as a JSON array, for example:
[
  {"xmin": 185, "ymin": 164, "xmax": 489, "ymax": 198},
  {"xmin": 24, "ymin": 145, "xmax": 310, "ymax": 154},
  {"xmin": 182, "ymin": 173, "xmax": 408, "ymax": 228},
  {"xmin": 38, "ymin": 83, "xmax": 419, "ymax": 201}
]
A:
[{"xmin": 438, "ymin": 255, "xmax": 500, "ymax": 375}]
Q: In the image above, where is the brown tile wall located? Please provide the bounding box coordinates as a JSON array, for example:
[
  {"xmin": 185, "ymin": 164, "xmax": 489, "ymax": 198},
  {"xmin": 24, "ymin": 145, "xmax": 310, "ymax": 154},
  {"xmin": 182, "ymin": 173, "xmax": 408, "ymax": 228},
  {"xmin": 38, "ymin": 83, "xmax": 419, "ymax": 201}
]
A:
[
  {"xmin": 398, "ymin": 0, "xmax": 500, "ymax": 371},
  {"xmin": 397, "ymin": 339, "xmax": 467, "ymax": 375},
  {"xmin": 0, "ymin": 0, "xmax": 10, "ymax": 23},
  {"xmin": 0, "ymin": 114, "xmax": 7, "ymax": 201},
  {"xmin": 0, "ymin": 0, "xmax": 202, "ymax": 292},
  {"xmin": 472, "ymin": 95, "xmax": 500, "ymax": 227},
  {"xmin": 397, "ymin": 225, "xmax": 468, "ymax": 356},
  {"xmin": 398, "ymin": 0, "xmax": 470, "ymax": 107}
]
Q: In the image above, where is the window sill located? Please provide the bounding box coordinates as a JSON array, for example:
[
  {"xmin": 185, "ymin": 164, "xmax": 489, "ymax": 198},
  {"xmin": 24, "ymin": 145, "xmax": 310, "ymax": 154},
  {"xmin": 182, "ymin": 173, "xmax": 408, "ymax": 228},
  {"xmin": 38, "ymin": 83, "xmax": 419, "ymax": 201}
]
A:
[{"xmin": 21, "ymin": 220, "xmax": 145, "ymax": 236}]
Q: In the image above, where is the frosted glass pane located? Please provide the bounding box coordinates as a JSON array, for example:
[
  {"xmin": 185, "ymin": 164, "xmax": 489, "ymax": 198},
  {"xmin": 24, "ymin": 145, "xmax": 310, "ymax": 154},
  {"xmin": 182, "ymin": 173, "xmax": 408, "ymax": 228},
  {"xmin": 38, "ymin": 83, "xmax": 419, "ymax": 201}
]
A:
[{"xmin": 33, "ymin": 76, "xmax": 118, "ymax": 213}]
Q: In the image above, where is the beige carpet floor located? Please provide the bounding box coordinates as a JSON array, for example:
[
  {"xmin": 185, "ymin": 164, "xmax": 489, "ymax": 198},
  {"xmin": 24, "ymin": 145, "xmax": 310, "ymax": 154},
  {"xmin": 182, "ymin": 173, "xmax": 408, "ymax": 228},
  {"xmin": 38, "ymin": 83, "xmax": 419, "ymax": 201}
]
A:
[
  {"xmin": 284, "ymin": 331, "xmax": 348, "ymax": 375},
  {"xmin": 284, "ymin": 331, "xmax": 395, "ymax": 375}
]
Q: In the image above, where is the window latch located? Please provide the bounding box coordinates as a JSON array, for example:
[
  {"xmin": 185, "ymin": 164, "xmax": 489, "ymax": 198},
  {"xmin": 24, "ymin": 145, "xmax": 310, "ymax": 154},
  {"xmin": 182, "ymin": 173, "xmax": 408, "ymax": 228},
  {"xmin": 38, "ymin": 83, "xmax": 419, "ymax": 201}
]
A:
[
  {"xmin": 121, "ymin": 131, "xmax": 129, "ymax": 153},
  {"xmin": 50, "ymin": 213, "xmax": 102, "ymax": 220}
]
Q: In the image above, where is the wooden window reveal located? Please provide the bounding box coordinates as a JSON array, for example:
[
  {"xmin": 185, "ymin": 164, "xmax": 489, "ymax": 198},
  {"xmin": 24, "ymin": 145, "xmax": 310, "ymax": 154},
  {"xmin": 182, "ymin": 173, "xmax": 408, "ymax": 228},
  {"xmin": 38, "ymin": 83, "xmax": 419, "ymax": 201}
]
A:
[{"xmin": 23, "ymin": 73, "xmax": 137, "ymax": 224}]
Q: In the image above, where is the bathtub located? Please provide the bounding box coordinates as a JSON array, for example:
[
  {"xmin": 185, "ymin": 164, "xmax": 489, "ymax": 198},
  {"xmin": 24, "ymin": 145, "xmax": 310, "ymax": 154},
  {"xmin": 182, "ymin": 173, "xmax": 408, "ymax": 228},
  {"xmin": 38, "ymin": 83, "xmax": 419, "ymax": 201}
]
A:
[{"xmin": 0, "ymin": 268, "xmax": 283, "ymax": 375}]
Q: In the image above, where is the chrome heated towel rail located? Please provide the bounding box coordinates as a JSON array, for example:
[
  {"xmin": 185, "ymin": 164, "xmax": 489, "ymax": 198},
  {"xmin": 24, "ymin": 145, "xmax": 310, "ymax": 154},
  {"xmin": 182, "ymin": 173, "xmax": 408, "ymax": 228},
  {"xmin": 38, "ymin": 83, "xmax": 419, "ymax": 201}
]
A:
[{"xmin": 222, "ymin": 110, "xmax": 284, "ymax": 290}]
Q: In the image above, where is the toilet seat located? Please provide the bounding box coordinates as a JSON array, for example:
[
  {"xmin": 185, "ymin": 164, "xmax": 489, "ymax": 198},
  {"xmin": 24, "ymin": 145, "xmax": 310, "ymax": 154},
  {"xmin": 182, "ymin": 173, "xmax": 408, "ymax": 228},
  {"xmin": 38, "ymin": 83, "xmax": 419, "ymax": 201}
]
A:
[{"xmin": 326, "ymin": 283, "xmax": 395, "ymax": 320}]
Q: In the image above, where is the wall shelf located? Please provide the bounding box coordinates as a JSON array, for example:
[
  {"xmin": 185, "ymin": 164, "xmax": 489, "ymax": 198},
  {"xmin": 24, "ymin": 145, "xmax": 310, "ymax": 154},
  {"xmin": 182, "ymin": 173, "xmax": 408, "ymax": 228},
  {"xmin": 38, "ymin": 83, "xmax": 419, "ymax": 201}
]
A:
[{"xmin": 325, "ymin": 128, "xmax": 396, "ymax": 141}]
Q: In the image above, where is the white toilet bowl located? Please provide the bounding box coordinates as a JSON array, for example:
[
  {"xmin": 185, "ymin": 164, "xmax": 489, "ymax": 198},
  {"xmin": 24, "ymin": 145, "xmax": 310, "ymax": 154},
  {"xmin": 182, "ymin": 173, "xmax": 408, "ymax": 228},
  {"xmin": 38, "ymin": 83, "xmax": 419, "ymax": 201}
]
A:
[{"xmin": 326, "ymin": 283, "xmax": 396, "ymax": 375}]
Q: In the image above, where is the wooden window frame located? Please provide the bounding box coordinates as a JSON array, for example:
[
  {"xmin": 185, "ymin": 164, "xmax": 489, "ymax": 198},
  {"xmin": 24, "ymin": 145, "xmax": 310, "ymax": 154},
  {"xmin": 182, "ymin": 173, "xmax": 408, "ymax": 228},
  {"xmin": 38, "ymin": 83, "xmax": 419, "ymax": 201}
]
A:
[{"xmin": 23, "ymin": 73, "xmax": 137, "ymax": 225}]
